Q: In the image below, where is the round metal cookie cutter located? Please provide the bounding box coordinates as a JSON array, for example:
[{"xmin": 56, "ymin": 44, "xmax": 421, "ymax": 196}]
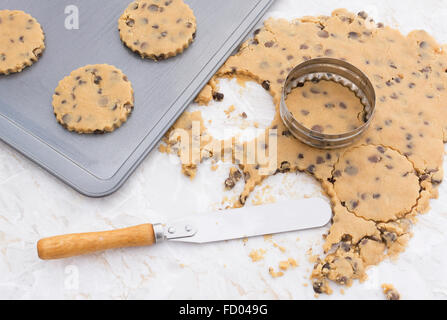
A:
[{"xmin": 280, "ymin": 58, "xmax": 376, "ymax": 149}]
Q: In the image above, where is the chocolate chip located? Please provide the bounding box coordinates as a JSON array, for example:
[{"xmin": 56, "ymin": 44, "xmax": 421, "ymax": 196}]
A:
[
  {"xmin": 224, "ymin": 178, "xmax": 235, "ymax": 190},
  {"xmin": 317, "ymin": 30, "xmax": 329, "ymax": 38},
  {"xmin": 280, "ymin": 161, "xmax": 291, "ymax": 172},
  {"xmin": 312, "ymin": 280, "xmax": 324, "ymax": 294},
  {"xmin": 124, "ymin": 102, "xmax": 133, "ymax": 111},
  {"xmin": 19, "ymin": 36, "xmax": 24, "ymax": 43},
  {"xmin": 307, "ymin": 165, "xmax": 315, "ymax": 174},
  {"xmin": 316, "ymin": 156, "xmax": 325, "ymax": 164},
  {"xmin": 264, "ymin": 41, "xmax": 275, "ymax": 48},
  {"xmin": 0, "ymin": 53, "xmax": 5, "ymax": 61},
  {"xmin": 212, "ymin": 92, "xmax": 224, "ymax": 101},
  {"xmin": 152, "ymin": 24, "xmax": 159, "ymax": 29},
  {"xmin": 148, "ymin": 4, "xmax": 159, "ymax": 11},
  {"xmin": 324, "ymin": 49, "xmax": 333, "ymax": 56},
  {"xmin": 253, "ymin": 28, "xmax": 261, "ymax": 36},
  {"xmin": 385, "ymin": 165, "xmax": 394, "ymax": 170},
  {"xmin": 300, "ymin": 44, "xmax": 309, "ymax": 49},
  {"xmin": 311, "ymin": 125, "xmax": 323, "ymax": 133},
  {"xmin": 94, "ymin": 76, "xmax": 102, "ymax": 85},
  {"xmin": 373, "ymin": 193, "xmax": 381, "ymax": 199},
  {"xmin": 298, "ymin": 153, "xmax": 304, "ymax": 159},
  {"xmin": 390, "ymin": 92, "xmax": 399, "ymax": 99},
  {"xmin": 408, "ymin": 82, "xmax": 416, "ymax": 89},
  {"xmin": 301, "ymin": 110, "xmax": 310, "ymax": 116},
  {"xmin": 140, "ymin": 42, "xmax": 148, "ymax": 50},
  {"xmin": 310, "ymin": 87, "xmax": 320, "ymax": 94},
  {"xmin": 186, "ymin": 22, "xmax": 193, "ymax": 28},
  {"xmin": 339, "ymin": 102, "xmax": 347, "ymax": 109},
  {"xmin": 368, "ymin": 155, "xmax": 381, "ymax": 163},
  {"xmin": 348, "ymin": 32, "xmax": 360, "ymax": 39},
  {"xmin": 325, "ymin": 103, "xmax": 335, "ymax": 109},
  {"xmin": 160, "ymin": 31, "xmax": 168, "ymax": 37},
  {"xmin": 350, "ymin": 200, "xmax": 359, "ymax": 209},
  {"xmin": 358, "ymin": 11, "xmax": 368, "ymax": 19},
  {"xmin": 282, "ymin": 130, "xmax": 291, "ymax": 137},
  {"xmin": 262, "ymin": 80, "xmax": 270, "ymax": 91},
  {"xmin": 419, "ymin": 41, "xmax": 428, "ymax": 49},
  {"xmin": 382, "ymin": 231, "xmax": 397, "ymax": 244},
  {"xmin": 126, "ymin": 18, "xmax": 135, "ymax": 27},
  {"xmin": 62, "ymin": 114, "xmax": 71, "ymax": 124}
]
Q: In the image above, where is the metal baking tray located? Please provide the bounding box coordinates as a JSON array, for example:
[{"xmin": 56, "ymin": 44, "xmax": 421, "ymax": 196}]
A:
[{"xmin": 0, "ymin": 0, "xmax": 274, "ymax": 197}]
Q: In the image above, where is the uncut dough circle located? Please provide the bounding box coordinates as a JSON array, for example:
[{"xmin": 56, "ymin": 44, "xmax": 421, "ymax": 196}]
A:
[
  {"xmin": 0, "ymin": 10, "xmax": 45, "ymax": 75},
  {"xmin": 118, "ymin": 0, "xmax": 196, "ymax": 60},
  {"xmin": 333, "ymin": 145, "xmax": 420, "ymax": 222},
  {"xmin": 52, "ymin": 64, "xmax": 134, "ymax": 134}
]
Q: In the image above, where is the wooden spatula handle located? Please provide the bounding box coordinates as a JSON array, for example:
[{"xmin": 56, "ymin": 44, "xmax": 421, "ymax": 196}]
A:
[{"xmin": 37, "ymin": 224, "xmax": 156, "ymax": 260}]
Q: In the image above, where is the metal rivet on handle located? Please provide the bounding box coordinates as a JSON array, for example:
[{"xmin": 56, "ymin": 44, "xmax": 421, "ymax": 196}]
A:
[
  {"xmin": 185, "ymin": 225, "xmax": 192, "ymax": 232},
  {"xmin": 168, "ymin": 226, "xmax": 176, "ymax": 234}
]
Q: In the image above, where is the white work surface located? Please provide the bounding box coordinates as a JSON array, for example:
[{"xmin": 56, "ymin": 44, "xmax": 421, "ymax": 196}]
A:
[{"xmin": 1, "ymin": 0, "xmax": 447, "ymax": 299}]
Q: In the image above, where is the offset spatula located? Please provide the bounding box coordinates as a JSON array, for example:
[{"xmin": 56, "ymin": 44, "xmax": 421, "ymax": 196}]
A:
[{"xmin": 37, "ymin": 198, "xmax": 331, "ymax": 260}]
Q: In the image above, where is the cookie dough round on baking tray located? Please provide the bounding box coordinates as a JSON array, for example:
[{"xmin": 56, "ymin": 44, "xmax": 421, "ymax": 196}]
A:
[
  {"xmin": 0, "ymin": 10, "xmax": 45, "ymax": 75},
  {"xmin": 52, "ymin": 64, "xmax": 134, "ymax": 134},
  {"xmin": 118, "ymin": 0, "xmax": 197, "ymax": 60}
]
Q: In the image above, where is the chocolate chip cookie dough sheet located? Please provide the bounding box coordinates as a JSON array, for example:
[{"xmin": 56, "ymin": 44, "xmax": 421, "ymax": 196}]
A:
[
  {"xmin": 160, "ymin": 8, "xmax": 447, "ymax": 294},
  {"xmin": 0, "ymin": 10, "xmax": 45, "ymax": 75},
  {"xmin": 118, "ymin": 0, "xmax": 196, "ymax": 60},
  {"xmin": 52, "ymin": 65, "xmax": 134, "ymax": 134}
]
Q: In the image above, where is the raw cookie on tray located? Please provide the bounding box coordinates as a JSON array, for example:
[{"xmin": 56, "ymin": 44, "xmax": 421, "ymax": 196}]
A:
[
  {"xmin": 0, "ymin": 10, "xmax": 45, "ymax": 75},
  {"xmin": 52, "ymin": 64, "xmax": 134, "ymax": 134},
  {"xmin": 118, "ymin": 0, "xmax": 196, "ymax": 60}
]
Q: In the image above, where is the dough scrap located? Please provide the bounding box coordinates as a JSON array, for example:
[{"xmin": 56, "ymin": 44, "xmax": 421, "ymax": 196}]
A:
[
  {"xmin": 160, "ymin": 9, "xmax": 447, "ymax": 294},
  {"xmin": 286, "ymin": 80, "xmax": 365, "ymax": 134},
  {"xmin": 382, "ymin": 283, "xmax": 400, "ymax": 300},
  {"xmin": 118, "ymin": 0, "xmax": 196, "ymax": 60},
  {"xmin": 0, "ymin": 10, "xmax": 45, "ymax": 75},
  {"xmin": 52, "ymin": 64, "xmax": 134, "ymax": 133}
]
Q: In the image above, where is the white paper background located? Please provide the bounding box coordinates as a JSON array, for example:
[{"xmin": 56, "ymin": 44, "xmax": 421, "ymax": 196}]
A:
[{"xmin": 1, "ymin": 0, "xmax": 447, "ymax": 299}]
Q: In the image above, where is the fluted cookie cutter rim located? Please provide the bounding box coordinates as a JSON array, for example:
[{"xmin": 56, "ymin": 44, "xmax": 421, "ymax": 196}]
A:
[{"xmin": 280, "ymin": 58, "xmax": 376, "ymax": 149}]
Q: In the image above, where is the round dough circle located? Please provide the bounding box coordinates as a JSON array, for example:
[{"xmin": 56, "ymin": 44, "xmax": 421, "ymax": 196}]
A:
[
  {"xmin": 118, "ymin": 0, "xmax": 196, "ymax": 60},
  {"xmin": 333, "ymin": 145, "xmax": 420, "ymax": 222},
  {"xmin": 0, "ymin": 10, "xmax": 45, "ymax": 75},
  {"xmin": 52, "ymin": 64, "xmax": 134, "ymax": 134}
]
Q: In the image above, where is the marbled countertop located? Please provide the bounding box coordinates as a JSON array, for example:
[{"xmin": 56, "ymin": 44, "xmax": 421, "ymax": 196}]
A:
[{"xmin": 1, "ymin": 0, "xmax": 447, "ymax": 299}]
